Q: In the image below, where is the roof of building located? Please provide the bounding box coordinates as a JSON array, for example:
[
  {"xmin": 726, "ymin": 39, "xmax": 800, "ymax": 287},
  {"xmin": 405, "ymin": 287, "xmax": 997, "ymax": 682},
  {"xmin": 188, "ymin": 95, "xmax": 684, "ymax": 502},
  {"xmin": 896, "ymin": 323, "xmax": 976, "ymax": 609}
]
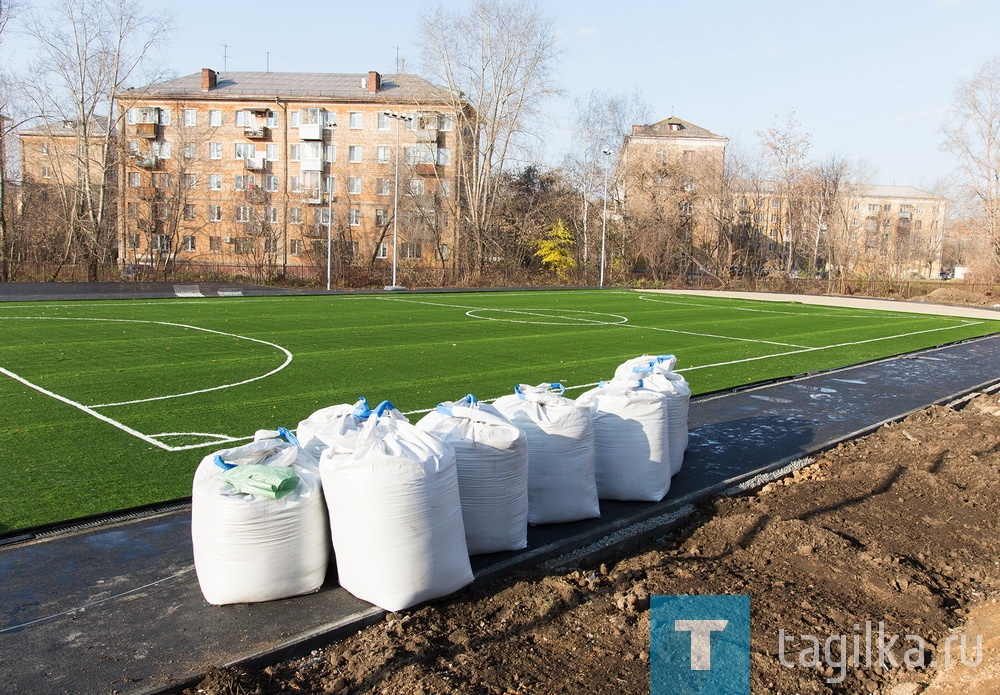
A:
[
  {"xmin": 856, "ymin": 184, "xmax": 945, "ymax": 201},
  {"xmin": 134, "ymin": 70, "xmax": 455, "ymax": 105},
  {"xmin": 629, "ymin": 117, "xmax": 728, "ymax": 141},
  {"xmin": 19, "ymin": 116, "xmax": 112, "ymax": 137}
]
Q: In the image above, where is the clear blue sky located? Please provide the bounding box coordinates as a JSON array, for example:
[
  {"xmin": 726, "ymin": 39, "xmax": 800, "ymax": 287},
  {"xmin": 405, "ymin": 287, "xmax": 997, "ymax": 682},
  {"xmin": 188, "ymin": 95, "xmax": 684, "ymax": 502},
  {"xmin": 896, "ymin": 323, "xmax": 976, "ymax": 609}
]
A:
[{"xmin": 13, "ymin": 0, "xmax": 1000, "ymax": 188}]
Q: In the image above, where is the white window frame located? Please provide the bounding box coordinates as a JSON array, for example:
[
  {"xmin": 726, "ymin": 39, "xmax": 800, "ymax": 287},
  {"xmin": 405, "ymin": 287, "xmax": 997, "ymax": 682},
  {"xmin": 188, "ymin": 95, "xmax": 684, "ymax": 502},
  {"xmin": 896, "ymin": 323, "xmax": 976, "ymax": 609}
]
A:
[
  {"xmin": 209, "ymin": 142, "xmax": 222, "ymax": 160},
  {"xmin": 348, "ymin": 208, "xmax": 361, "ymax": 226},
  {"xmin": 265, "ymin": 175, "xmax": 279, "ymax": 192},
  {"xmin": 377, "ymin": 145, "xmax": 391, "ymax": 163},
  {"xmin": 183, "ymin": 109, "xmax": 197, "ymax": 126},
  {"xmin": 349, "ymin": 111, "xmax": 363, "ymax": 129},
  {"xmin": 209, "ymin": 110, "xmax": 222, "ymax": 127},
  {"xmin": 348, "ymin": 176, "xmax": 362, "ymax": 195},
  {"xmin": 349, "ymin": 145, "xmax": 362, "ymax": 163},
  {"xmin": 266, "ymin": 143, "xmax": 280, "ymax": 161},
  {"xmin": 182, "ymin": 235, "xmax": 196, "ymax": 251},
  {"xmin": 208, "ymin": 206, "xmax": 222, "ymax": 222},
  {"xmin": 209, "ymin": 174, "xmax": 222, "ymax": 191}
]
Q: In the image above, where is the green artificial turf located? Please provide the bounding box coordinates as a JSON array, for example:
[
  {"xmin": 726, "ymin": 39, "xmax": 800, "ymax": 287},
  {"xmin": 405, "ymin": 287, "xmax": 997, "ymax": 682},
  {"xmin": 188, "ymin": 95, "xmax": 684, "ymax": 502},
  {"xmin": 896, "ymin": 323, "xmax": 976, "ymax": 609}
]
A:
[{"xmin": 0, "ymin": 289, "xmax": 996, "ymax": 531}]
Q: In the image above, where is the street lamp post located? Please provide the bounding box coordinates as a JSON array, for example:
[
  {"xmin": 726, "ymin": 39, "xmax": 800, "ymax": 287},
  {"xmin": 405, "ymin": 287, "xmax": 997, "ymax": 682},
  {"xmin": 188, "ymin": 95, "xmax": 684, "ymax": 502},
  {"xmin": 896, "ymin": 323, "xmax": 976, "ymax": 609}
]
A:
[
  {"xmin": 600, "ymin": 148, "xmax": 612, "ymax": 288},
  {"xmin": 326, "ymin": 180, "xmax": 333, "ymax": 291},
  {"xmin": 384, "ymin": 110, "xmax": 412, "ymax": 290}
]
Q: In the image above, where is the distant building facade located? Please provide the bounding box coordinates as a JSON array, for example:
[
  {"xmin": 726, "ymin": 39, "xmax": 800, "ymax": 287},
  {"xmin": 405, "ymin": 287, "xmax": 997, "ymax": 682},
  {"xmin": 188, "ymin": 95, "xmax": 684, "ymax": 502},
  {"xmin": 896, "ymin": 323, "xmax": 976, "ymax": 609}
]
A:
[{"xmin": 117, "ymin": 68, "xmax": 468, "ymax": 280}]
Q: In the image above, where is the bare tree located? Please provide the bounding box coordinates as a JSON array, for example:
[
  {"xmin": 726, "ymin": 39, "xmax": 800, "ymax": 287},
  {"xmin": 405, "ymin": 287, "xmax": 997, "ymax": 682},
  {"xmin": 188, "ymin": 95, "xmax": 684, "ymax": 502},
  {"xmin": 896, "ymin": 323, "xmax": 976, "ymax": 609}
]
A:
[
  {"xmin": 757, "ymin": 111, "xmax": 812, "ymax": 274},
  {"xmin": 563, "ymin": 90, "xmax": 649, "ymax": 281},
  {"xmin": 418, "ymin": 0, "xmax": 561, "ymax": 278},
  {"xmin": 941, "ymin": 56, "xmax": 1000, "ymax": 272},
  {"xmin": 19, "ymin": 0, "xmax": 170, "ymax": 280},
  {"xmin": 0, "ymin": 0, "xmax": 25, "ymax": 282}
]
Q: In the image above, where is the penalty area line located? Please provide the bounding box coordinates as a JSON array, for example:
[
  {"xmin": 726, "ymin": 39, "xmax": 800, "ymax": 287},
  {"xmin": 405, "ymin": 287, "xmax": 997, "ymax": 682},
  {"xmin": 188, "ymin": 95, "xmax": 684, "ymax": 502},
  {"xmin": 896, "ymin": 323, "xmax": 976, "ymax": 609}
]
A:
[{"xmin": 0, "ymin": 366, "xmax": 173, "ymax": 451}]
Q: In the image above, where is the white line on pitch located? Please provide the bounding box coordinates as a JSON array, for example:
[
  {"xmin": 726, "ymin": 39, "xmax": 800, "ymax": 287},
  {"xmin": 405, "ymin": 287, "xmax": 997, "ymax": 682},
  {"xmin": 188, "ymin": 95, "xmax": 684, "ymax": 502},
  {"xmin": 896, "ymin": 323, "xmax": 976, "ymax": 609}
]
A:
[
  {"xmin": 636, "ymin": 294, "xmax": 917, "ymax": 318},
  {"xmin": 0, "ymin": 366, "xmax": 174, "ymax": 451},
  {"xmin": 376, "ymin": 296, "xmax": 811, "ymax": 348},
  {"xmin": 0, "ymin": 316, "xmax": 294, "ymax": 408}
]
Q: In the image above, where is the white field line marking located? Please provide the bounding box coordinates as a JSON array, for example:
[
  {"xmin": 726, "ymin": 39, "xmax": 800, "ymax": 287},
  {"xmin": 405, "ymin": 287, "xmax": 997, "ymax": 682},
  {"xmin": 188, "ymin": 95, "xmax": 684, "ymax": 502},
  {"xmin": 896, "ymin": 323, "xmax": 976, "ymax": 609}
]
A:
[
  {"xmin": 377, "ymin": 296, "xmax": 811, "ymax": 348},
  {"xmin": 0, "ymin": 316, "xmax": 293, "ymax": 408},
  {"xmin": 672, "ymin": 322, "xmax": 983, "ymax": 373},
  {"xmin": 0, "ymin": 366, "xmax": 174, "ymax": 450},
  {"xmin": 636, "ymin": 294, "xmax": 914, "ymax": 319}
]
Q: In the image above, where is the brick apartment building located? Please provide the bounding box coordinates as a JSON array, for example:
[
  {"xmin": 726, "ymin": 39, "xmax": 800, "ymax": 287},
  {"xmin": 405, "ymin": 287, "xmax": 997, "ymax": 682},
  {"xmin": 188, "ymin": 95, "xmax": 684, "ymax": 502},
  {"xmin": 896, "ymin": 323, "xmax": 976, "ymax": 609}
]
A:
[{"xmin": 117, "ymin": 68, "xmax": 468, "ymax": 280}]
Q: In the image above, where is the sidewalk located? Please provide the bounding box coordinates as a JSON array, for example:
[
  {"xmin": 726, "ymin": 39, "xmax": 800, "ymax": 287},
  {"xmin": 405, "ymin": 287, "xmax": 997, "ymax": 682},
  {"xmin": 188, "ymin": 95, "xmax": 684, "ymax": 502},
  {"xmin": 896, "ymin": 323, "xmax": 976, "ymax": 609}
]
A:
[{"xmin": 2, "ymin": 334, "xmax": 1000, "ymax": 695}]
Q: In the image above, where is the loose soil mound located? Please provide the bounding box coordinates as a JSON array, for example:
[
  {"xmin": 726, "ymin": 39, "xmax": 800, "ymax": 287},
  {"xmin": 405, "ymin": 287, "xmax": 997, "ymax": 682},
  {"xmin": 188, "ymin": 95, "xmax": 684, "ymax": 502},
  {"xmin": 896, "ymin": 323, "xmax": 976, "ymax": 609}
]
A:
[
  {"xmin": 912, "ymin": 287, "xmax": 997, "ymax": 306},
  {"xmin": 188, "ymin": 395, "xmax": 1000, "ymax": 695}
]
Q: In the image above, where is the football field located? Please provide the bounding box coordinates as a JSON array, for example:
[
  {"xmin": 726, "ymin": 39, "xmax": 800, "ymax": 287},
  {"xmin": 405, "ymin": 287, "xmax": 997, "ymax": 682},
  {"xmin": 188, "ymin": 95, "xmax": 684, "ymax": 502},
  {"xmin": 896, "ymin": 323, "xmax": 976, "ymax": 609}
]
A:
[{"xmin": 1, "ymin": 289, "xmax": 996, "ymax": 532}]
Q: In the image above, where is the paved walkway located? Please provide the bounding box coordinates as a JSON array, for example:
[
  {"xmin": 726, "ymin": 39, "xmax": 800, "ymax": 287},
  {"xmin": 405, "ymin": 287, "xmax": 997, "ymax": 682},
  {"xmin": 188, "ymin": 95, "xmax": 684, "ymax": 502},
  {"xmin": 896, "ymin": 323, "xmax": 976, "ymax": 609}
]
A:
[{"xmin": 2, "ymin": 323, "xmax": 999, "ymax": 694}]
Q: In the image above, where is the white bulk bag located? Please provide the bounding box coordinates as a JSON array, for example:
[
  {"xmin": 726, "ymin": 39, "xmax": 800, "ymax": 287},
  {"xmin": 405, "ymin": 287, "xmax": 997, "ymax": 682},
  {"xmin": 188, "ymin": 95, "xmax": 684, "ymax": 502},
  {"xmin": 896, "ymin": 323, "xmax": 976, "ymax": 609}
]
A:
[
  {"xmin": 416, "ymin": 395, "xmax": 529, "ymax": 555},
  {"xmin": 493, "ymin": 383, "xmax": 600, "ymax": 525},
  {"xmin": 296, "ymin": 397, "xmax": 372, "ymax": 459},
  {"xmin": 614, "ymin": 355, "xmax": 690, "ymax": 476},
  {"xmin": 577, "ymin": 381, "xmax": 671, "ymax": 502},
  {"xmin": 192, "ymin": 429, "xmax": 330, "ymax": 605},
  {"xmin": 320, "ymin": 401, "xmax": 473, "ymax": 612}
]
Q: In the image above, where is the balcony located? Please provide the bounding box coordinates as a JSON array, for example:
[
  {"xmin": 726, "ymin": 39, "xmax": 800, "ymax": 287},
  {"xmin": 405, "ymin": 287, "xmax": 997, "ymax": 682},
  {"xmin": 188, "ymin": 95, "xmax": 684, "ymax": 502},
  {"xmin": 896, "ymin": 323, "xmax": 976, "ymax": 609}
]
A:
[
  {"xmin": 245, "ymin": 126, "xmax": 269, "ymax": 139},
  {"xmin": 244, "ymin": 157, "xmax": 266, "ymax": 171},
  {"xmin": 299, "ymin": 123, "xmax": 322, "ymax": 140},
  {"xmin": 415, "ymin": 128, "xmax": 439, "ymax": 143},
  {"xmin": 135, "ymin": 123, "xmax": 157, "ymax": 139},
  {"xmin": 415, "ymin": 163, "xmax": 437, "ymax": 176},
  {"xmin": 299, "ymin": 155, "xmax": 323, "ymax": 172},
  {"xmin": 133, "ymin": 155, "xmax": 160, "ymax": 169}
]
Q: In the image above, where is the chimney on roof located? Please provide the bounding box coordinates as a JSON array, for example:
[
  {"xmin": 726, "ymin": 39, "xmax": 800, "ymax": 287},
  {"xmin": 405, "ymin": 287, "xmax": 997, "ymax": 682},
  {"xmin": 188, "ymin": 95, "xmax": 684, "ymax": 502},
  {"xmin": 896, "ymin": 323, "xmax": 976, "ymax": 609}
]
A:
[
  {"xmin": 367, "ymin": 71, "xmax": 381, "ymax": 94},
  {"xmin": 201, "ymin": 68, "xmax": 218, "ymax": 92}
]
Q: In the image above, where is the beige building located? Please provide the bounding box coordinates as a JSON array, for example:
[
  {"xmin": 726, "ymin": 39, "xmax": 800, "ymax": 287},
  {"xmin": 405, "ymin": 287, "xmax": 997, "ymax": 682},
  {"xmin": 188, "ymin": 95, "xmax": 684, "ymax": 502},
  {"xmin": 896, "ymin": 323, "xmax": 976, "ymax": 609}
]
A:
[{"xmin": 118, "ymin": 68, "xmax": 467, "ymax": 281}]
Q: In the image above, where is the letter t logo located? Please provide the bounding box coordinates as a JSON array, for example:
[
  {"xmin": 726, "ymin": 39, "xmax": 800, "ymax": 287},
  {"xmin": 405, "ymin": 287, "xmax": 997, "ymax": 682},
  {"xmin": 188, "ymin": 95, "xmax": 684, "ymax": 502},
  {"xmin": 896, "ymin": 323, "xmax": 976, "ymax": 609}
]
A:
[{"xmin": 674, "ymin": 619, "xmax": 729, "ymax": 670}]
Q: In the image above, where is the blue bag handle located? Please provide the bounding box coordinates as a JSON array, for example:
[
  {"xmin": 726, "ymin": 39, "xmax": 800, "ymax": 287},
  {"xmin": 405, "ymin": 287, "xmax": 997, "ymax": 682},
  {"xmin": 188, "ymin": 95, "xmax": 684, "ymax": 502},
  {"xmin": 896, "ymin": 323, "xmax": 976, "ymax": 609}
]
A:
[
  {"xmin": 277, "ymin": 426, "xmax": 300, "ymax": 446},
  {"xmin": 213, "ymin": 455, "xmax": 237, "ymax": 471},
  {"xmin": 436, "ymin": 393, "xmax": 479, "ymax": 417},
  {"xmin": 352, "ymin": 396, "xmax": 372, "ymax": 419},
  {"xmin": 515, "ymin": 383, "xmax": 565, "ymax": 399},
  {"xmin": 373, "ymin": 400, "xmax": 395, "ymax": 417}
]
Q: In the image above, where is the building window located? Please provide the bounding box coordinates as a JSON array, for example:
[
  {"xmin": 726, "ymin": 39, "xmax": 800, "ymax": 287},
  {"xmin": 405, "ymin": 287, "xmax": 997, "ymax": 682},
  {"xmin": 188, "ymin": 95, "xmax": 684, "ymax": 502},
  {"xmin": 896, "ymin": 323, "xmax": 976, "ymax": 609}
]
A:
[
  {"xmin": 126, "ymin": 233, "xmax": 140, "ymax": 249},
  {"xmin": 209, "ymin": 142, "xmax": 222, "ymax": 159},
  {"xmin": 681, "ymin": 178, "xmax": 693, "ymax": 192},
  {"xmin": 151, "ymin": 172, "xmax": 170, "ymax": 188},
  {"xmin": 682, "ymin": 150, "xmax": 695, "ymax": 163},
  {"xmin": 290, "ymin": 110, "xmax": 300, "ymax": 128},
  {"xmin": 152, "ymin": 234, "xmax": 170, "ymax": 252},
  {"xmin": 151, "ymin": 141, "xmax": 171, "ymax": 159},
  {"xmin": 349, "ymin": 145, "xmax": 362, "ymax": 163},
  {"xmin": 266, "ymin": 110, "xmax": 279, "ymax": 128},
  {"xmin": 438, "ymin": 243, "xmax": 450, "ymax": 260},
  {"xmin": 265, "ymin": 175, "xmax": 279, "ymax": 192},
  {"xmin": 375, "ymin": 242, "xmax": 387, "ymax": 259},
  {"xmin": 931, "ymin": 220, "xmax": 939, "ymax": 230},
  {"xmin": 289, "ymin": 207, "xmax": 302, "ymax": 224},
  {"xmin": 437, "ymin": 180, "xmax": 451, "ymax": 198},
  {"xmin": 209, "ymin": 236, "xmax": 222, "ymax": 252},
  {"xmin": 289, "ymin": 144, "xmax": 301, "ymax": 161},
  {"xmin": 439, "ymin": 114, "xmax": 452, "ymax": 131},
  {"xmin": 263, "ymin": 238, "xmax": 278, "ymax": 254},
  {"xmin": 349, "ymin": 111, "xmax": 362, "ymax": 129},
  {"xmin": 235, "ymin": 110, "xmax": 250, "ymax": 127},
  {"xmin": 183, "ymin": 204, "xmax": 196, "ymax": 220},
  {"xmin": 679, "ymin": 201, "xmax": 694, "ymax": 216},
  {"xmin": 376, "ymin": 177, "xmax": 391, "ymax": 196},
  {"xmin": 126, "ymin": 202, "xmax": 140, "ymax": 218},
  {"xmin": 313, "ymin": 208, "xmax": 331, "ymax": 227},
  {"xmin": 182, "ymin": 235, "xmax": 196, "ymax": 251},
  {"xmin": 348, "ymin": 208, "xmax": 361, "ymax": 226},
  {"xmin": 234, "ymin": 174, "xmax": 255, "ymax": 190},
  {"xmin": 40, "ymin": 142, "xmax": 50, "ymax": 155},
  {"xmin": 183, "ymin": 173, "xmax": 197, "ymax": 189},
  {"xmin": 209, "ymin": 205, "xmax": 222, "ymax": 222},
  {"xmin": 883, "ymin": 204, "xmax": 892, "ymax": 212},
  {"xmin": 235, "ymin": 142, "xmax": 255, "ymax": 159},
  {"xmin": 437, "ymin": 147, "xmax": 451, "ymax": 166},
  {"xmin": 266, "ymin": 143, "xmax": 279, "ymax": 161},
  {"xmin": 770, "ymin": 214, "xmax": 778, "ymax": 223},
  {"xmin": 400, "ymin": 242, "xmax": 422, "ymax": 259},
  {"xmin": 325, "ymin": 175, "xmax": 335, "ymax": 194},
  {"xmin": 375, "ymin": 208, "xmax": 388, "ymax": 226},
  {"xmin": 183, "ymin": 143, "xmax": 197, "ymax": 159},
  {"xmin": 235, "ymin": 205, "xmax": 252, "ymax": 223},
  {"xmin": 209, "ymin": 174, "xmax": 222, "ymax": 190},
  {"xmin": 348, "ymin": 176, "xmax": 362, "ymax": 195},
  {"xmin": 916, "ymin": 205, "xmax": 924, "ymax": 214},
  {"xmin": 288, "ymin": 175, "xmax": 301, "ymax": 193},
  {"xmin": 209, "ymin": 110, "xmax": 222, "ymax": 127},
  {"xmin": 290, "ymin": 238, "xmax": 303, "ymax": 256},
  {"xmin": 377, "ymin": 112, "xmax": 390, "ymax": 130},
  {"xmin": 377, "ymin": 145, "xmax": 391, "ymax": 163},
  {"xmin": 410, "ymin": 178, "xmax": 424, "ymax": 196},
  {"xmin": 915, "ymin": 220, "xmax": 923, "ymax": 230},
  {"xmin": 183, "ymin": 109, "xmax": 197, "ymax": 126},
  {"xmin": 234, "ymin": 237, "xmax": 251, "ymax": 254},
  {"xmin": 267, "ymin": 206, "xmax": 279, "ymax": 224},
  {"xmin": 900, "ymin": 204, "xmax": 911, "ymax": 213},
  {"xmin": 771, "ymin": 199, "xmax": 780, "ymax": 208},
  {"xmin": 39, "ymin": 165, "xmax": 53, "ymax": 179},
  {"xmin": 127, "ymin": 172, "xmax": 141, "ymax": 187},
  {"xmin": 325, "ymin": 144, "xmax": 336, "ymax": 163}
]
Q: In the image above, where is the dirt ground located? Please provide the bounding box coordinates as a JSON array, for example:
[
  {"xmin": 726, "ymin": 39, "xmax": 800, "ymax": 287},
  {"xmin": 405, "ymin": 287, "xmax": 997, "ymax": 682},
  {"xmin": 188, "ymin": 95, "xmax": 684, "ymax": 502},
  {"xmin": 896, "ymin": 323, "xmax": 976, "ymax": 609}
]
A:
[{"xmin": 187, "ymin": 393, "xmax": 999, "ymax": 695}]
